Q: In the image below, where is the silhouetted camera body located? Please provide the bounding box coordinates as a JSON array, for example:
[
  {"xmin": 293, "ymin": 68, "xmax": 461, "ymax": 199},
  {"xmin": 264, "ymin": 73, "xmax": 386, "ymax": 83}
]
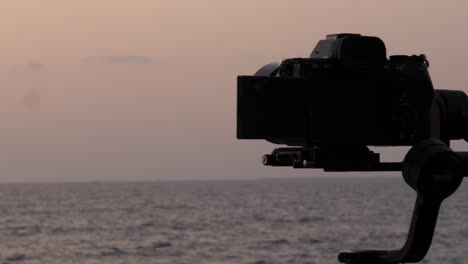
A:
[{"xmin": 238, "ymin": 34, "xmax": 440, "ymax": 146}]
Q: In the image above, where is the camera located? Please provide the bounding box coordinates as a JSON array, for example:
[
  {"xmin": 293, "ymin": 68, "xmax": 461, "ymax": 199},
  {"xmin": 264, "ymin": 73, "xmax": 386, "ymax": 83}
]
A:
[
  {"xmin": 237, "ymin": 33, "xmax": 468, "ymax": 171},
  {"xmin": 237, "ymin": 34, "xmax": 468, "ymax": 263}
]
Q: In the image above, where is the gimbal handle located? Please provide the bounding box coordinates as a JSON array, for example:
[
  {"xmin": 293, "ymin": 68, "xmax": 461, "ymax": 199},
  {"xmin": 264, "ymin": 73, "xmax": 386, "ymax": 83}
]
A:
[{"xmin": 338, "ymin": 139, "xmax": 464, "ymax": 264}]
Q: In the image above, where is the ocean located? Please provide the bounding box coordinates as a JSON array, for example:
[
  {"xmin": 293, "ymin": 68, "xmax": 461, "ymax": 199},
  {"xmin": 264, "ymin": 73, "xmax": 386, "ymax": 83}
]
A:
[{"xmin": 0, "ymin": 177, "xmax": 467, "ymax": 264}]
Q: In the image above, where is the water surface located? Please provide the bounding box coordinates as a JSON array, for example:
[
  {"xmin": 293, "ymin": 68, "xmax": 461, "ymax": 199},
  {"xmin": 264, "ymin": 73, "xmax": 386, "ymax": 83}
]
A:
[{"xmin": 0, "ymin": 177, "xmax": 467, "ymax": 264}]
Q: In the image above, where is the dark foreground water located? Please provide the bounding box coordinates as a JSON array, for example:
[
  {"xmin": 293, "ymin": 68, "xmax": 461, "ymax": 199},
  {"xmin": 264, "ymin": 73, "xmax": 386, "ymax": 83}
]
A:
[{"xmin": 0, "ymin": 177, "xmax": 467, "ymax": 264}]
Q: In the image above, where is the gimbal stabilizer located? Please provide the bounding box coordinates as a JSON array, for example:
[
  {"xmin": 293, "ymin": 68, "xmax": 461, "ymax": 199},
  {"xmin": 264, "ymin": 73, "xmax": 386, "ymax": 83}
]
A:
[
  {"xmin": 237, "ymin": 34, "xmax": 468, "ymax": 263},
  {"xmin": 264, "ymin": 139, "xmax": 466, "ymax": 264}
]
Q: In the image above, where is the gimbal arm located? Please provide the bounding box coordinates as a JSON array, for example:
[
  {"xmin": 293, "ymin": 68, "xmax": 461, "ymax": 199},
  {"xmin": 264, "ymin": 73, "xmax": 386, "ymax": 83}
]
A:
[{"xmin": 338, "ymin": 139, "xmax": 464, "ymax": 264}]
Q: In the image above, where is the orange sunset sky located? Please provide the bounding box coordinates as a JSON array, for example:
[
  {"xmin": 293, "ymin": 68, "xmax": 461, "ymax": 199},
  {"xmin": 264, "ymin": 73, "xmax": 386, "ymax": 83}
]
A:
[{"xmin": 1, "ymin": 1, "xmax": 468, "ymax": 181}]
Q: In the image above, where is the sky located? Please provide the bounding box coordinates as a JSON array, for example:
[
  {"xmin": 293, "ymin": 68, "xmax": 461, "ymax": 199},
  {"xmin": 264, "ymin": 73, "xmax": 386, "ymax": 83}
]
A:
[{"xmin": 1, "ymin": 0, "xmax": 468, "ymax": 182}]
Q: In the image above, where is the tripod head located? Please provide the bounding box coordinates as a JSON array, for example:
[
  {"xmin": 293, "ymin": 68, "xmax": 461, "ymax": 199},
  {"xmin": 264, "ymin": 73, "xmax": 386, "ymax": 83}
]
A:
[{"xmin": 237, "ymin": 33, "xmax": 468, "ymax": 263}]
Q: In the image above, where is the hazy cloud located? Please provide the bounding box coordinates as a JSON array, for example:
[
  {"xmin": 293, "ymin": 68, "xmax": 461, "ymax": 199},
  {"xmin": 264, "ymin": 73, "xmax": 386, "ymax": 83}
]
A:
[
  {"xmin": 86, "ymin": 55, "xmax": 161, "ymax": 65},
  {"xmin": 25, "ymin": 62, "xmax": 46, "ymax": 71}
]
